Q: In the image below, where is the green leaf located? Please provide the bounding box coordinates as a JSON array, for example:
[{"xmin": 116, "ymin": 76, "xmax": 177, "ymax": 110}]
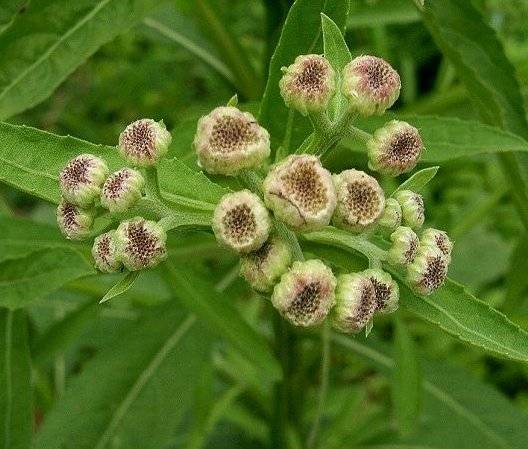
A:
[
  {"xmin": 259, "ymin": 0, "xmax": 350, "ymax": 151},
  {"xmin": 321, "ymin": 13, "xmax": 351, "ymax": 121},
  {"xmin": 32, "ymin": 301, "xmax": 99, "ymax": 365},
  {"xmin": 34, "ymin": 304, "xmax": 210, "ymax": 449},
  {"xmin": 339, "ymin": 115, "xmax": 528, "ymax": 163},
  {"xmin": 422, "ymin": 0, "xmax": 528, "ymax": 139},
  {"xmin": 0, "ymin": 216, "xmax": 84, "ymax": 264},
  {"xmin": 503, "ymin": 234, "xmax": 528, "ymax": 312},
  {"xmin": 392, "ymin": 166, "xmax": 439, "ymax": 195},
  {"xmin": 99, "ymin": 271, "xmax": 140, "ymax": 304},
  {"xmin": 0, "ymin": 123, "xmax": 227, "ymax": 221},
  {"xmin": 0, "ymin": 247, "xmax": 95, "ymax": 309},
  {"xmin": 0, "ymin": 122, "xmax": 122, "ymax": 204},
  {"xmin": 163, "ymin": 261, "xmax": 281, "ymax": 382},
  {"xmin": 0, "ymin": 0, "xmax": 162, "ymax": 119},
  {"xmin": 347, "ymin": 0, "xmax": 419, "ymax": 28},
  {"xmin": 0, "ymin": 309, "xmax": 31, "ymax": 449},
  {"xmin": 0, "ymin": 0, "xmax": 28, "ymax": 34},
  {"xmin": 335, "ymin": 336, "xmax": 528, "ymax": 449},
  {"xmin": 392, "ymin": 316, "xmax": 421, "ymax": 437},
  {"xmin": 422, "ymin": 0, "xmax": 528, "ymax": 229},
  {"xmin": 395, "ymin": 276, "xmax": 528, "ymax": 363}
]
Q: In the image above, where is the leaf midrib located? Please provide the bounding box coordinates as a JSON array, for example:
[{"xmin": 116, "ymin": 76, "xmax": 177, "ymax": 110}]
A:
[
  {"xmin": 334, "ymin": 336, "xmax": 509, "ymax": 449},
  {"xmin": 0, "ymin": 0, "xmax": 112, "ymax": 103},
  {"xmin": 92, "ymin": 315, "xmax": 196, "ymax": 449}
]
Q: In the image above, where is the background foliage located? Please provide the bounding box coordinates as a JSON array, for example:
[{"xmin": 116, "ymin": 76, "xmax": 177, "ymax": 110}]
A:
[{"xmin": 1, "ymin": 0, "xmax": 528, "ymax": 448}]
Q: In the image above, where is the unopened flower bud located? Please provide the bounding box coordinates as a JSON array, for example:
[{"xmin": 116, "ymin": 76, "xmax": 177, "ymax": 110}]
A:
[
  {"xmin": 118, "ymin": 119, "xmax": 172, "ymax": 167},
  {"xmin": 407, "ymin": 246, "xmax": 449, "ymax": 295},
  {"xmin": 332, "ymin": 169, "xmax": 385, "ymax": 232},
  {"xmin": 59, "ymin": 154, "xmax": 109, "ymax": 207},
  {"xmin": 378, "ymin": 197, "xmax": 402, "ymax": 231},
  {"xmin": 240, "ymin": 236, "xmax": 292, "ymax": 293},
  {"xmin": 92, "ymin": 231, "xmax": 122, "ymax": 273},
  {"xmin": 420, "ymin": 228, "xmax": 453, "ymax": 263},
  {"xmin": 264, "ymin": 155, "xmax": 336, "ymax": 232},
  {"xmin": 388, "ymin": 226, "xmax": 419, "ymax": 265},
  {"xmin": 115, "ymin": 217, "xmax": 167, "ymax": 271},
  {"xmin": 272, "ymin": 259, "xmax": 336, "ymax": 327},
  {"xmin": 363, "ymin": 268, "xmax": 399, "ymax": 314},
  {"xmin": 100, "ymin": 168, "xmax": 145, "ymax": 213},
  {"xmin": 194, "ymin": 106, "xmax": 270, "ymax": 175},
  {"xmin": 332, "ymin": 273, "xmax": 376, "ymax": 334},
  {"xmin": 367, "ymin": 120, "xmax": 423, "ymax": 176},
  {"xmin": 342, "ymin": 55, "xmax": 400, "ymax": 116},
  {"xmin": 394, "ymin": 190, "xmax": 424, "ymax": 229},
  {"xmin": 279, "ymin": 54, "xmax": 336, "ymax": 116},
  {"xmin": 56, "ymin": 199, "xmax": 94, "ymax": 240},
  {"xmin": 212, "ymin": 190, "xmax": 271, "ymax": 254}
]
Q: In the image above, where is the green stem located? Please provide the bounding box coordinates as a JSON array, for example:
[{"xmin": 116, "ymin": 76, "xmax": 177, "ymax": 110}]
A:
[
  {"xmin": 144, "ymin": 167, "xmax": 163, "ymax": 201},
  {"xmin": 239, "ymin": 169, "xmax": 264, "ymax": 195},
  {"xmin": 347, "ymin": 124, "xmax": 372, "ymax": 143},
  {"xmin": 306, "ymin": 320, "xmax": 331, "ymax": 449},
  {"xmin": 308, "ymin": 111, "xmax": 333, "ymax": 136},
  {"xmin": 275, "ymin": 221, "xmax": 304, "ymax": 262},
  {"xmin": 271, "ymin": 313, "xmax": 292, "ymax": 449}
]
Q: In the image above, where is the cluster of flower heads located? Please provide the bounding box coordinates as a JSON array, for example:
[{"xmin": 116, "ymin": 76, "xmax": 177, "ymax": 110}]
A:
[
  {"xmin": 200, "ymin": 53, "xmax": 453, "ymax": 333},
  {"xmin": 57, "ymin": 119, "xmax": 172, "ymax": 272},
  {"xmin": 55, "ymin": 51, "xmax": 453, "ymax": 334}
]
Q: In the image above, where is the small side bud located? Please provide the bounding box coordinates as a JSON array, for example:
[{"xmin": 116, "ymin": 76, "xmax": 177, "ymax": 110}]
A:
[
  {"xmin": 118, "ymin": 119, "xmax": 172, "ymax": 167},
  {"xmin": 263, "ymin": 155, "xmax": 336, "ymax": 232},
  {"xmin": 100, "ymin": 168, "xmax": 145, "ymax": 213},
  {"xmin": 378, "ymin": 197, "xmax": 402, "ymax": 231},
  {"xmin": 332, "ymin": 273, "xmax": 376, "ymax": 334},
  {"xmin": 394, "ymin": 190, "xmax": 425, "ymax": 229},
  {"xmin": 388, "ymin": 226, "xmax": 419, "ymax": 265},
  {"xmin": 272, "ymin": 259, "xmax": 336, "ymax": 327},
  {"xmin": 240, "ymin": 236, "xmax": 293, "ymax": 293},
  {"xmin": 56, "ymin": 199, "xmax": 94, "ymax": 240},
  {"xmin": 194, "ymin": 106, "xmax": 270, "ymax": 175},
  {"xmin": 367, "ymin": 120, "xmax": 423, "ymax": 176},
  {"xmin": 407, "ymin": 246, "xmax": 449, "ymax": 295},
  {"xmin": 341, "ymin": 55, "xmax": 400, "ymax": 116},
  {"xmin": 420, "ymin": 228, "xmax": 453, "ymax": 263},
  {"xmin": 59, "ymin": 154, "xmax": 109, "ymax": 207},
  {"xmin": 279, "ymin": 54, "xmax": 336, "ymax": 116},
  {"xmin": 92, "ymin": 231, "xmax": 122, "ymax": 273},
  {"xmin": 212, "ymin": 190, "xmax": 271, "ymax": 254},
  {"xmin": 115, "ymin": 217, "xmax": 167, "ymax": 271},
  {"xmin": 332, "ymin": 169, "xmax": 385, "ymax": 233},
  {"xmin": 363, "ymin": 268, "xmax": 399, "ymax": 314}
]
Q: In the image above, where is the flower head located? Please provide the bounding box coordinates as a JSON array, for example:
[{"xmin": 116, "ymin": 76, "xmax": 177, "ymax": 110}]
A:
[
  {"xmin": 194, "ymin": 106, "xmax": 270, "ymax": 175},
  {"xmin": 100, "ymin": 168, "xmax": 145, "ymax": 213},
  {"xmin": 388, "ymin": 226, "xmax": 419, "ymax": 265},
  {"xmin": 115, "ymin": 217, "xmax": 167, "ymax": 271},
  {"xmin": 92, "ymin": 231, "xmax": 122, "ymax": 273},
  {"xmin": 59, "ymin": 154, "xmax": 108, "ymax": 207},
  {"xmin": 332, "ymin": 273, "xmax": 376, "ymax": 334},
  {"xmin": 279, "ymin": 54, "xmax": 336, "ymax": 116},
  {"xmin": 332, "ymin": 169, "xmax": 385, "ymax": 232},
  {"xmin": 56, "ymin": 199, "xmax": 94, "ymax": 240},
  {"xmin": 272, "ymin": 259, "xmax": 336, "ymax": 327},
  {"xmin": 240, "ymin": 236, "xmax": 292, "ymax": 293},
  {"xmin": 407, "ymin": 246, "xmax": 449, "ymax": 295},
  {"xmin": 342, "ymin": 55, "xmax": 400, "ymax": 116},
  {"xmin": 378, "ymin": 197, "xmax": 402, "ymax": 231},
  {"xmin": 118, "ymin": 119, "xmax": 172, "ymax": 167},
  {"xmin": 212, "ymin": 190, "xmax": 271, "ymax": 254},
  {"xmin": 363, "ymin": 268, "xmax": 399, "ymax": 314},
  {"xmin": 264, "ymin": 155, "xmax": 336, "ymax": 232},
  {"xmin": 367, "ymin": 120, "xmax": 423, "ymax": 176},
  {"xmin": 420, "ymin": 228, "xmax": 453, "ymax": 263},
  {"xmin": 394, "ymin": 190, "xmax": 425, "ymax": 229}
]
